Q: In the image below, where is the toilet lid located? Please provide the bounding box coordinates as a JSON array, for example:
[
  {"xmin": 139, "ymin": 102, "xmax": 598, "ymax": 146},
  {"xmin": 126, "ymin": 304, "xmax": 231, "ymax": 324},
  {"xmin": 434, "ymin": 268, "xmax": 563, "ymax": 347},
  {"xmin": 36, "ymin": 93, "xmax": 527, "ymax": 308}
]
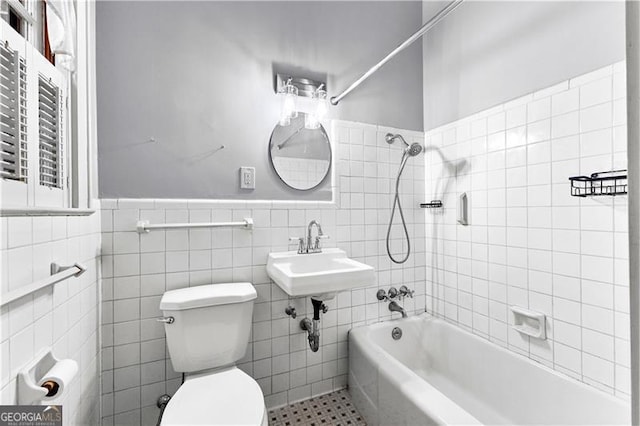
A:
[{"xmin": 161, "ymin": 367, "xmax": 265, "ymax": 425}]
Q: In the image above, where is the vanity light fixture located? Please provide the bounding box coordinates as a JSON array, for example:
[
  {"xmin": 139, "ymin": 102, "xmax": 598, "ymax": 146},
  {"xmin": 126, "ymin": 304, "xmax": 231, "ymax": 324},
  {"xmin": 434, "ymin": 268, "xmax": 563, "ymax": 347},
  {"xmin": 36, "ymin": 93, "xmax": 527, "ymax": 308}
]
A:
[
  {"xmin": 305, "ymin": 84, "xmax": 327, "ymax": 130},
  {"xmin": 279, "ymin": 78, "xmax": 298, "ymax": 126},
  {"xmin": 274, "ymin": 74, "xmax": 328, "ymax": 127}
]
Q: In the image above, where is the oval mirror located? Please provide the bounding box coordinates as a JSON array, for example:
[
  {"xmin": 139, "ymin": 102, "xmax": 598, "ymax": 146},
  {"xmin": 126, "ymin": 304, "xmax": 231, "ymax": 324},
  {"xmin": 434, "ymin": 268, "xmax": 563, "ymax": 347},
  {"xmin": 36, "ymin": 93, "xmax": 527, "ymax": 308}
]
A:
[{"xmin": 268, "ymin": 113, "xmax": 331, "ymax": 191}]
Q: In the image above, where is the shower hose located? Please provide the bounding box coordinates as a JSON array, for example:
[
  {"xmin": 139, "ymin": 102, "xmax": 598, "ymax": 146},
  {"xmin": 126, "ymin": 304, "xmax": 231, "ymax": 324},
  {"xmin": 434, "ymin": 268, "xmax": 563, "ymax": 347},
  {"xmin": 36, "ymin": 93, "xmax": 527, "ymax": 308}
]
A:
[{"xmin": 386, "ymin": 151, "xmax": 412, "ymax": 264}]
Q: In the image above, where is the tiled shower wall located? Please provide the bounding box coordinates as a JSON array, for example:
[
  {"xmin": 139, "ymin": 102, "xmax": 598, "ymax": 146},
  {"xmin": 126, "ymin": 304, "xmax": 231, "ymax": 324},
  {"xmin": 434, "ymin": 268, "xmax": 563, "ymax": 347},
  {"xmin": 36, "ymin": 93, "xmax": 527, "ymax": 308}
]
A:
[
  {"xmin": 0, "ymin": 212, "xmax": 102, "ymax": 424},
  {"xmin": 99, "ymin": 121, "xmax": 426, "ymax": 425},
  {"xmin": 424, "ymin": 62, "xmax": 630, "ymax": 399}
]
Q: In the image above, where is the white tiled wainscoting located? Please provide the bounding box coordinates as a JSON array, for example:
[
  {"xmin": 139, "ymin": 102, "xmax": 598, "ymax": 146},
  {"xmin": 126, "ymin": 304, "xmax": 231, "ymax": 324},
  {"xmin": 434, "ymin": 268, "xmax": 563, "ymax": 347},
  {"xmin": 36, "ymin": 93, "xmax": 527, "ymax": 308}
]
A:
[
  {"xmin": 0, "ymin": 212, "xmax": 102, "ymax": 424},
  {"xmin": 99, "ymin": 120, "xmax": 426, "ymax": 425},
  {"xmin": 424, "ymin": 62, "xmax": 630, "ymax": 399}
]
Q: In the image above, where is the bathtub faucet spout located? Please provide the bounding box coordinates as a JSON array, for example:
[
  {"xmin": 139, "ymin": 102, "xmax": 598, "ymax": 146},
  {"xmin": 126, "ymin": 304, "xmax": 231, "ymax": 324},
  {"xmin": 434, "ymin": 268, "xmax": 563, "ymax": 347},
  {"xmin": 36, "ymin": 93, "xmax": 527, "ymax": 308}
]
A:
[{"xmin": 388, "ymin": 301, "xmax": 407, "ymax": 318}]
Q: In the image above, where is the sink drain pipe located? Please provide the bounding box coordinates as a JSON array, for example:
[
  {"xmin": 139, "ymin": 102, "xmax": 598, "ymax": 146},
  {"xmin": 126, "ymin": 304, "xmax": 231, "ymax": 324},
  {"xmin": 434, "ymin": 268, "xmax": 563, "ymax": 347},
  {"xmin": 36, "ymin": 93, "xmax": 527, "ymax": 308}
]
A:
[{"xmin": 300, "ymin": 298, "xmax": 327, "ymax": 352}]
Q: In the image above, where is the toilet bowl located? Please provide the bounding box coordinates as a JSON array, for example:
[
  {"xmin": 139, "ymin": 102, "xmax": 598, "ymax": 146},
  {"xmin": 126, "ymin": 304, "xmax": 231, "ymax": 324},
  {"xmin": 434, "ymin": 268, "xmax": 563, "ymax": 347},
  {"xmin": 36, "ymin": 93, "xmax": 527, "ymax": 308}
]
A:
[
  {"xmin": 158, "ymin": 283, "xmax": 267, "ymax": 425},
  {"xmin": 161, "ymin": 367, "xmax": 267, "ymax": 425}
]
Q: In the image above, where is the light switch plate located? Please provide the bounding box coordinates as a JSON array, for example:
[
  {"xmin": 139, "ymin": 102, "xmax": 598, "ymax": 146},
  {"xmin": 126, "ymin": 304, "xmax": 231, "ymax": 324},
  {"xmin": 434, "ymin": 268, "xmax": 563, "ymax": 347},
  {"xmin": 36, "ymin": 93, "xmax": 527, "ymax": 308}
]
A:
[{"xmin": 240, "ymin": 167, "xmax": 255, "ymax": 189}]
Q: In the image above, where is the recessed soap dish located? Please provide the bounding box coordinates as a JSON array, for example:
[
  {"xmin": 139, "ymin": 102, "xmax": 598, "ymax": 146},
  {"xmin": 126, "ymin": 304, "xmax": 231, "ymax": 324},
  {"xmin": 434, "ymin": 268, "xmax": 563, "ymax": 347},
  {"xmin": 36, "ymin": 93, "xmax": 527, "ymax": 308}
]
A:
[{"xmin": 511, "ymin": 306, "xmax": 546, "ymax": 340}]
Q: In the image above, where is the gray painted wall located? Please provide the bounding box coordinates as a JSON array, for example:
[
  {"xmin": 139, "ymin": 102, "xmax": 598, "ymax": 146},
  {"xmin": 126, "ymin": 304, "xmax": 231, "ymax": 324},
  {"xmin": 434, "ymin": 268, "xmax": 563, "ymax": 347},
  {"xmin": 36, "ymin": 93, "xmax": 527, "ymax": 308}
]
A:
[
  {"xmin": 96, "ymin": 1, "xmax": 423, "ymax": 200},
  {"xmin": 422, "ymin": 1, "xmax": 626, "ymax": 130}
]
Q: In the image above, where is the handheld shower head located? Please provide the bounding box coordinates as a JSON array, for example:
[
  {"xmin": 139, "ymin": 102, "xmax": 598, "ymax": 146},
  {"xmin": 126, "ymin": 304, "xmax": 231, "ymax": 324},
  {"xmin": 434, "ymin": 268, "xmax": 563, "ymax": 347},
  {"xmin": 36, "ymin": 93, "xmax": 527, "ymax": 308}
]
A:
[
  {"xmin": 407, "ymin": 143, "xmax": 423, "ymax": 157},
  {"xmin": 385, "ymin": 133, "xmax": 424, "ymax": 265},
  {"xmin": 386, "ymin": 133, "xmax": 423, "ymax": 157}
]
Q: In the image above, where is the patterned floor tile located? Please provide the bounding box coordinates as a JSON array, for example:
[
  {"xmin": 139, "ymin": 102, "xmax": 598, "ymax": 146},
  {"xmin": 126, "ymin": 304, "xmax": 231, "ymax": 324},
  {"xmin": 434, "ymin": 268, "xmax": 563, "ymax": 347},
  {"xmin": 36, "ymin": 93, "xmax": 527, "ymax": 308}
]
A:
[{"xmin": 268, "ymin": 389, "xmax": 366, "ymax": 426}]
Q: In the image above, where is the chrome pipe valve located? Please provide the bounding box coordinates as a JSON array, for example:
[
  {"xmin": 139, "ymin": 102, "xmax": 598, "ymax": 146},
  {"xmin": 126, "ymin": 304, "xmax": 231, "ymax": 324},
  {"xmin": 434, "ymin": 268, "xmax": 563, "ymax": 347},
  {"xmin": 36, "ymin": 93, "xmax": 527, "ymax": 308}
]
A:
[
  {"xmin": 399, "ymin": 285, "xmax": 414, "ymax": 298},
  {"xmin": 285, "ymin": 305, "xmax": 297, "ymax": 319},
  {"xmin": 377, "ymin": 287, "xmax": 401, "ymax": 301},
  {"xmin": 376, "ymin": 289, "xmax": 388, "ymax": 301},
  {"xmin": 388, "ymin": 287, "xmax": 399, "ymax": 299}
]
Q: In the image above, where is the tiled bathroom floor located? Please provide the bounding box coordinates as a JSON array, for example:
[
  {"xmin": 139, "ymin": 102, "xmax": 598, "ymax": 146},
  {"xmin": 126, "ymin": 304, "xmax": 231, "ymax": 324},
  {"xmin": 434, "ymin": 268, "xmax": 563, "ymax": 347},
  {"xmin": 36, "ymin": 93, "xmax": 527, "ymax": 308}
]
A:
[{"xmin": 268, "ymin": 389, "xmax": 366, "ymax": 426}]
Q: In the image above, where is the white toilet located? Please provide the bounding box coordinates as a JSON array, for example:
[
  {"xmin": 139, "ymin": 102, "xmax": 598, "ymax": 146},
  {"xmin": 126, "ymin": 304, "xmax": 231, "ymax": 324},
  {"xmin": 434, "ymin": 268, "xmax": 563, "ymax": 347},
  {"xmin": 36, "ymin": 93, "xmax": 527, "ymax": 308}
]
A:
[{"xmin": 158, "ymin": 282, "xmax": 268, "ymax": 426}]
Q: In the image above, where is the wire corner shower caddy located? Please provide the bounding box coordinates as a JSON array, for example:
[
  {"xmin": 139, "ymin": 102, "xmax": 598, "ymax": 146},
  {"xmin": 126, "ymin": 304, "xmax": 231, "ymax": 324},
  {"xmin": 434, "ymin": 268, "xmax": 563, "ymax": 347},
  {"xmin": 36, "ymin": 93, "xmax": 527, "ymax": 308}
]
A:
[{"xmin": 568, "ymin": 170, "xmax": 628, "ymax": 197}]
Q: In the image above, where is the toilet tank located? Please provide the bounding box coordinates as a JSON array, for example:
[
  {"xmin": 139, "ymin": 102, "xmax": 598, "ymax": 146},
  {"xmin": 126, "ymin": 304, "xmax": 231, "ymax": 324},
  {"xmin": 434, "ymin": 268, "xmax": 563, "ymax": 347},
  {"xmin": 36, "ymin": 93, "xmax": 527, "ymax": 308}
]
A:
[{"xmin": 160, "ymin": 283, "xmax": 257, "ymax": 373}]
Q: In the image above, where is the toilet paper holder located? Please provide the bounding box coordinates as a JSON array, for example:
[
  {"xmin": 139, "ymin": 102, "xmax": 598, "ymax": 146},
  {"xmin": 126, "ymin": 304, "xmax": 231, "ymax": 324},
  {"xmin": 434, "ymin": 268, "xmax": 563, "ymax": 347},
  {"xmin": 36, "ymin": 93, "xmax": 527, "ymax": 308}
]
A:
[{"xmin": 17, "ymin": 348, "xmax": 78, "ymax": 405}]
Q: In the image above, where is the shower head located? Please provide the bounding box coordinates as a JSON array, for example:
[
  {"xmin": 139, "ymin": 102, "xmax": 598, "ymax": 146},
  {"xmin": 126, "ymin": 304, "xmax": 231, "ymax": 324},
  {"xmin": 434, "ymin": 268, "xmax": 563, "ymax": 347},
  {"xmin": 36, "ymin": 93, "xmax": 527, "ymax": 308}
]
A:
[
  {"xmin": 385, "ymin": 133, "xmax": 409, "ymax": 147},
  {"xmin": 386, "ymin": 133, "xmax": 423, "ymax": 156},
  {"xmin": 407, "ymin": 143, "xmax": 423, "ymax": 156}
]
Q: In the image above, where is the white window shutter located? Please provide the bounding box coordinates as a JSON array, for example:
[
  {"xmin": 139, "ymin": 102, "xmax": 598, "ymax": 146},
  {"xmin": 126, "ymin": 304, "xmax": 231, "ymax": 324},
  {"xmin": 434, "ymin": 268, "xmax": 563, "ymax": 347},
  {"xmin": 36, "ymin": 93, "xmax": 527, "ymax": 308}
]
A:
[
  {"xmin": 0, "ymin": 42, "xmax": 28, "ymax": 182},
  {"xmin": 38, "ymin": 74, "xmax": 61, "ymax": 188},
  {"xmin": 32, "ymin": 49, "xmax": 67, "ymax": 207},
  {"xmin": 1, "ymin": 19, "xmax": 68, "ymax": 209}
]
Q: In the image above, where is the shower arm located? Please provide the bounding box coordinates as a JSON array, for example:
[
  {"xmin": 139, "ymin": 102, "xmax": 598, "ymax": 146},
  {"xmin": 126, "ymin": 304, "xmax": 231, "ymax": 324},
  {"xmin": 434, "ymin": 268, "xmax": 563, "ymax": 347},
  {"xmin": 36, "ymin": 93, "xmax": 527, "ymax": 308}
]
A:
[{"xmin": 330, "ymin": 0, "xmax": 464, "ymax": 106}]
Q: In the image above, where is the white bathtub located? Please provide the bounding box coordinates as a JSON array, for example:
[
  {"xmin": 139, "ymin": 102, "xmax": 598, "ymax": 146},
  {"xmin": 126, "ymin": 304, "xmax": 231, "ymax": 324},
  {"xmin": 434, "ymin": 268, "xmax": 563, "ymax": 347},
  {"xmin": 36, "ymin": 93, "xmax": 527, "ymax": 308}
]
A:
[{"xmin": 349, "ymin": 314, "xmax": 630, "ymax": 425}]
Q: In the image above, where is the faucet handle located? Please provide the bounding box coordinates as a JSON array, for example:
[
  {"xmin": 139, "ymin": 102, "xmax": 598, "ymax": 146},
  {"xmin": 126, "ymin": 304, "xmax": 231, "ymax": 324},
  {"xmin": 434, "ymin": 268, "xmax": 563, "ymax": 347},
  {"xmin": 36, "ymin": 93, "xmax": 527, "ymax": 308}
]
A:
[
  {"xmin": 376, "ymin": 289, "xmax": 388, "ymax": 301},
  {"xmin": 289, "ymin": 237, "xmax": 306, "ymax": 254},
  {"xmin": 314, "ymin": 234, "xmax": 330, "ymax": 250},
  {"xmin": 388, "ymin": 287, "xmax": 399, "ymax": 299},
  {"xmin": 399, "ymin": 285, "xmax": 414, "ymax": 298}
]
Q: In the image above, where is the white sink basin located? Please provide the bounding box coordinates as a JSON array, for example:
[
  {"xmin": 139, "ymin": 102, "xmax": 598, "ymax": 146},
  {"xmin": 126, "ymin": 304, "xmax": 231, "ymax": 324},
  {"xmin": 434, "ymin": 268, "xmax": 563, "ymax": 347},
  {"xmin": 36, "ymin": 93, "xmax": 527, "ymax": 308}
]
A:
[{"xmin": 266, "ymin": 248, "xmax": 375, "ymax": 300}]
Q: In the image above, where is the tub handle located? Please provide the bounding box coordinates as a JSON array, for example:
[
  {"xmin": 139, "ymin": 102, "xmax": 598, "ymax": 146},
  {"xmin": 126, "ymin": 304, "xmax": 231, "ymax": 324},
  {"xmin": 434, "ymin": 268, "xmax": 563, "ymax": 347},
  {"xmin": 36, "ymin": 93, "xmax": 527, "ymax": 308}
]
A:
[
  {"xmin": 399, "ymin": 285, "xmax": 414, "ymax": 298},
  {"xmin": 376, "ymin": 289, "xmax": 389, "ymax": 301},
  {"xmin": 510, "ymin": 306, "xmax": 546, "ymax": 340}
]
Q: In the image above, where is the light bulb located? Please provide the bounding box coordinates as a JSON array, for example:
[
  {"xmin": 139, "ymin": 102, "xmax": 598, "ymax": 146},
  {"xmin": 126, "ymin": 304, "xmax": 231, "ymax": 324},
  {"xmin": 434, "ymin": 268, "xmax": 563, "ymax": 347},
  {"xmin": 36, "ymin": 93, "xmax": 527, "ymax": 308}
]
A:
[
  {"xmin": 283, "ymin": 93, "xmax": 296, "ymax": 117},
  {"xmin": 315, "ymin": 87, "xmax": 328, "ymax": 121},
  {"xmin": 305, "ymin": 112, "xmax": 319, "ymax": 129},
  {"xmin": 279, "ymin": 80, "xmax": 298, "ymax": 126},
  {"xmin": 305, "ymin": 86, "xmax": 327, "ymax": 130}
]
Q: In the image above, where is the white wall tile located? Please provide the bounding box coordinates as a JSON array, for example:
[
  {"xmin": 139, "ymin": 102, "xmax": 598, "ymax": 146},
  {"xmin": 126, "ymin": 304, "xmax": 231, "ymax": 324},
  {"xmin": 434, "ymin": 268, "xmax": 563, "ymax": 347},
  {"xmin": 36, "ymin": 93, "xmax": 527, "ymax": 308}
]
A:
[
  {"xmin": 580, "ymin": 76, "xmax": 612, "ymax": 108},
  {"xmin": 1, "ymin": 213, "xmax": 101, "ymax": 424},
  {"xmin": 424, "ymin": 62, "xmax": 628, "ymax": 398}
]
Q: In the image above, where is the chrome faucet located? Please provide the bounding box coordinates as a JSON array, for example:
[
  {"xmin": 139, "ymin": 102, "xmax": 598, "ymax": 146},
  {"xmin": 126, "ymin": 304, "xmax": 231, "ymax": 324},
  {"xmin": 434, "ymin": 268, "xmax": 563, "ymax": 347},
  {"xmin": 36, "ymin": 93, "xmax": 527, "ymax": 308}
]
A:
[
  {"xmin": 388, "ymin": 301, "xmax": 407, "ymax": 318},
  {"xmin": 289, "ymin": 220, "xmax": 329, "ymax": 254},
  {"xmin": 307, "ymin": 220, "xmax": 323, "ymax": 253}
]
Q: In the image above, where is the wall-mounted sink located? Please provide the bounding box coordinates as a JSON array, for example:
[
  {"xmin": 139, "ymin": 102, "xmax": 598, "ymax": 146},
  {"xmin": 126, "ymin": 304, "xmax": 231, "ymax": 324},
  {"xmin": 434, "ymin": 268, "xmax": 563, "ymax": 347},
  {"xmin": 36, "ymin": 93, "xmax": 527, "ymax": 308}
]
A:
[{"xmin": 266, "ymin": 248, "xmax": 375, "ymax": 300}]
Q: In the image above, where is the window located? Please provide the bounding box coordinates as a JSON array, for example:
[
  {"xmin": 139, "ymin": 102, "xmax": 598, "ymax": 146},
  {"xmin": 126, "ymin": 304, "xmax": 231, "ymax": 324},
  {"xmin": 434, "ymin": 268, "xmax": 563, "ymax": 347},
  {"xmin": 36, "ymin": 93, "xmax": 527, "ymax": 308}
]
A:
[
  {"xmin": 1, "ymin": 0, "xmax": 45, "ymax": 55},
  {"xmin": 1, "ymin": 4, "xmax": 68, "ymax": 209}
]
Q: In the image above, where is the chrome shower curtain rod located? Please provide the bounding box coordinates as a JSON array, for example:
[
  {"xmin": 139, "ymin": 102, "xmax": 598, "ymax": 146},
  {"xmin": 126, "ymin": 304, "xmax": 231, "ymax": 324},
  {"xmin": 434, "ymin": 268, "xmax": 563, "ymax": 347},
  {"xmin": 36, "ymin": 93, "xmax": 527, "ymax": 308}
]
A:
[{"xmin": 330, "ymin": 0, "xmax": 464, "ymax": 106}]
